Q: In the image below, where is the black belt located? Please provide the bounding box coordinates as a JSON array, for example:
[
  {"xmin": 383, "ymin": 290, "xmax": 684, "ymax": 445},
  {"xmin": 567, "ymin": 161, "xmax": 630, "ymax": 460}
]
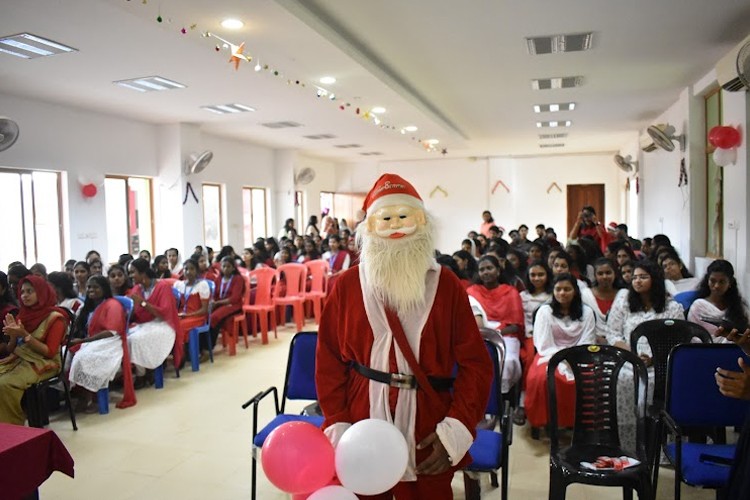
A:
[{"xmin": 352, "ymin": 362, "xmax": 454, "ymax": 392}]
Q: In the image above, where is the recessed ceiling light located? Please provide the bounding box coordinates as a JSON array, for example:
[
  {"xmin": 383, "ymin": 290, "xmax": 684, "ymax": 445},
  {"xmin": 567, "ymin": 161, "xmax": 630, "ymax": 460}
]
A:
[
  {"xmin": 0, "ymin": 33, "xmax": 77, "ymax": 59},
  {"xmin": 371, "ymin": 107, "xmax": 386, "ymax": 114},
  {"xmin": 403, "ymin": 125, "xmax": 418, "ymax": 132},
  {"xmin": 221, "ymin": 19, "xmax": 244, "ymax": 30},
  {"xmin": 537, "ymin": 121, "xmax": 572, "ymax": 128},
  {"xmin": 539, "ymin": 143, "xmax": 566, "ymax": 148},
  {"xmin": 526, "ymin": 33, "xmax": 594, "ymax": 55},
  {"xmin": 201, "ymin": 103, "xmax": 256, "ymax": 114},
  {"xmin": 114, "ymin": 76, "xmax": 186, "ymax": 92},
  {"xmin": 533, "ymin": 102, "xmax": 576, "ymax": 113},
  {"xmin": 425, "ymin": 139, "xmax": 440, "ymax": 145},
  {"xmin": 319, "ymin": 76, "xmax": 336, "ymax": 84},
  {"xmin": 531, "ymin": 77, "xmax": 584, "ymax": 90},
  {"xmin": 261, "ymin": 121, "xmax": 303, "ymax": 129}
]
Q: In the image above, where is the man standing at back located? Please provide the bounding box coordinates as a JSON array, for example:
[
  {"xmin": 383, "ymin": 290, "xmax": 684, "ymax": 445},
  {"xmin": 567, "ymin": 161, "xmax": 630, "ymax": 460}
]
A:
[{"xmin": 316, "ymin": 173, "xmax": 492, "ymax": 499}]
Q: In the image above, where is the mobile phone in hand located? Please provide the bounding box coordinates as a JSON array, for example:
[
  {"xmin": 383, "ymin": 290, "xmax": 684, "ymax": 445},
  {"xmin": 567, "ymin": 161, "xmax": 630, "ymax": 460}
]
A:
[{"xmin": 700, "ymin": 316, "xmax": 738, "ymax": 332}]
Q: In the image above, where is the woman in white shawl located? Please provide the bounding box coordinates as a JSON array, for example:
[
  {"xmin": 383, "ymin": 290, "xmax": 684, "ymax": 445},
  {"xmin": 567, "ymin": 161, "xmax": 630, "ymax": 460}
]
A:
[{"xmin": 688, "ymin": 259, "xmax": 749, "ymax": 343}]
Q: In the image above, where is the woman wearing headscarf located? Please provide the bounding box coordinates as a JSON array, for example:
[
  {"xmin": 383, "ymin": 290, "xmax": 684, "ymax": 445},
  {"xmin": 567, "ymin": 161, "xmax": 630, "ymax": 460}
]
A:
[
  {"xmin": 68, "ymin": 275, "xmax": 133, "ymax": 411},
  {"xmin": 0, "ymin": 275, "xmax": 69, "ymax": 424}
]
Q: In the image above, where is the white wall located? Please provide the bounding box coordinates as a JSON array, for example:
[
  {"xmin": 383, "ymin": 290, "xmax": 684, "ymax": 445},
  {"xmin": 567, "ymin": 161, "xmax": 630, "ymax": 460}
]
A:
[{"xmin": 335, "ymin": 155, "xmax": 624, "ymax": 254}]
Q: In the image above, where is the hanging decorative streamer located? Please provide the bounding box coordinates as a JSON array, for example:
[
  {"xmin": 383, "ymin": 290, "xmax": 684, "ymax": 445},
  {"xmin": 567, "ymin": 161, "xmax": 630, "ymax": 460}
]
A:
[
  {"xmin": 546, "ymin": 182, "xmax": 562, "ymax": 194},
  {"xmin": 429, "ymin": 186, "xmax": 448, "ymax": 198},
  {"xmin": 491, "ymin": 180, "xmax": 510, "ymax": 194},
  {"xmin": 121, "ymin": 1, "xmax": 438, "ymax": 152},
  {"xmin": 678, "ymin": 158, "xmax": 688, "ymax": 187}
]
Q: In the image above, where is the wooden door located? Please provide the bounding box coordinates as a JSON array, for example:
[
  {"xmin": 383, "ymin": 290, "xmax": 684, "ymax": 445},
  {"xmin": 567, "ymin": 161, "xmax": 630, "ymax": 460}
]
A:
[{"xmin": 567, "ymin": 184, "xmax": 605, "ymax": 237}]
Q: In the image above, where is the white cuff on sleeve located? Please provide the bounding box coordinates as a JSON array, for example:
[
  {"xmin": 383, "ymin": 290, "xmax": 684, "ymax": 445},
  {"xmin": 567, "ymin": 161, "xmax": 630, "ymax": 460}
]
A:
[
  {"xmin": 435, "ymin": 417, "xmax": 474, "ymax": 464},
  {"xmin": 324, "ymin": 422, "xmax": 352, "ymax": 449}
]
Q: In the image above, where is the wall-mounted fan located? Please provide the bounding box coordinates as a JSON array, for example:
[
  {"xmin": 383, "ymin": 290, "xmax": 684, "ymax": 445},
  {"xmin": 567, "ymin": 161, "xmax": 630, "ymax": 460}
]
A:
[
  {"xmin": 182, "ymin": 150, "xmax": 213, "ymax": 204},
  {"xmin": 183, "ymin": 150, "xmax": 213, "ymax": 175},
  {"xmin": 646, "ymin": 124, "xmax": 685, "ymax": 152},
  {"xmin": 737, "ymin": 39, "xmax": 750, "ymax": 90},
  {"xmin": 614, "ymin": 154, "xmax": 638, "ymax": 175},
  {"xmin": 295, "ymin": 167, "xmax": 316, "ymax": 185},
  {"xmin": 0, "ymin": 117, "xmax": 19, "ymax": 152}
]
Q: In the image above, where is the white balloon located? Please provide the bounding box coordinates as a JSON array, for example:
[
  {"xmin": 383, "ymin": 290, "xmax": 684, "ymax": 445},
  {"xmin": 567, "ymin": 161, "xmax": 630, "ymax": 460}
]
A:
[
  {"xmin": 335, "ymin": 419, "xmax": 409, "ymax": 495},
  {"xmin": 307, "ymin": 486, "xmax": 358, "ymax": 500},
  {"xmin": 713, "ymin": 147, "xmax": 737, "ymax": 167}
]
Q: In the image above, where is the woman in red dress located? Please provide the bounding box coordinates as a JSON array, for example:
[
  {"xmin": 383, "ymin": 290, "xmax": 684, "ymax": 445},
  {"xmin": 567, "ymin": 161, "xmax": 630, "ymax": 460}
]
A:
[
  {"xmin": 174, "ymin": 259, "xmax": 210, "ymax": 357},
  {"xmin": 208, "ymin": 257, "xmax": 245, "ymax": 352},
  {"xmin": 525, "ymin": 273, "xmax": 596, "ymax": 438}
]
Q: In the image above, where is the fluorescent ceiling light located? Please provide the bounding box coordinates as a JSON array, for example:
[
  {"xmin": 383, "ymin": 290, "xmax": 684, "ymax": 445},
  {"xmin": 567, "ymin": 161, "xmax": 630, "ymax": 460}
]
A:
[
  {"xmin": 531, "ymin": 77, "xmax": 584, "ymax": 90},
  {"xmin": 221, "ymin": 19, "xmax": 244, "ymax": 29},
  {"xmin": 425, "ymin": 139, "xmax": 440, "ymax": 145},
  {"xmin": 533, "ymin": 102, "xmax": 576, "ymax": 113},
  {"xmin": 0, "ymin": 33, "xmax": 77, "ymax": 59},
  {"xmin": 526, "ymin": 33, "xmax": 594, "ymax": 55},
  {"xmin": 539, "ymin": 143, "xmax": 566, "ymax": 148},
  {"xmin": 403, "ymin": 125, "xmax": 418, "ymax": 132},
  {"xmin": 201, "ymin": 103, "xmax": 256, "ymax": 114},
  {"xmin": 371, "ymin": 107, "xmax": 386, "ymax": 114},
  {"xmin": 319, "ymin": 76, "xmax": 336, "ymax": 84},
  {"xmin": 114, "ymin": 76, "xmax": 186, "ymax": 92},
  {"xmin": 537, "ymin": 121, "xmax": 572, "ymax": 128}
]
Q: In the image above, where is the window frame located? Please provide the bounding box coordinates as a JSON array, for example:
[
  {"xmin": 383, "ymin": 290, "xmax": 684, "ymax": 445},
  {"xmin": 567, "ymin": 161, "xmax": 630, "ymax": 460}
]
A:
[
  {"xmin": 105, "ymin": 174, "xmax": 156, "ymax": 257},
  {"xmin": 0, "ymin": 167, "xmax": 64, "ymax": 267},
  {"xmin": 201, "ymin": 182, "xmax": 224, "ymax": 248},
  {"xmin": 704, "ymin": 88, "xmax": 723, "ymax": 257},
  {"xmin": 242, "ymin": 186, "xmax": 268, "ymax": 244}
]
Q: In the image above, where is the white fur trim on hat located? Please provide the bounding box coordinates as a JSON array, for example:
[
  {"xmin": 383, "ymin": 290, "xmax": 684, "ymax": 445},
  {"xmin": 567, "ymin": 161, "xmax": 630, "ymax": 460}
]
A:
[{"xmin": 366, "ymin": 193, "xmax": 425, "ymax": 215}]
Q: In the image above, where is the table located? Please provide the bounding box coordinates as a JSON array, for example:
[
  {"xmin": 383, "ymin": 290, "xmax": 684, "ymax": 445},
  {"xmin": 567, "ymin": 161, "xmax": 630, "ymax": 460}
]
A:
[{"xmin": 0, "ymin": 423, "xmax": 74, "ymax": 499}]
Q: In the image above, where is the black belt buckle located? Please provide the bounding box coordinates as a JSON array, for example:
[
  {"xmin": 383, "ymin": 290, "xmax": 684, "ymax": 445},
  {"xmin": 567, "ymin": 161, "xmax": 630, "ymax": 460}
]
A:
[{"xmin": 390, "ymin": 373, "xmax": 416, "ymax": 389}]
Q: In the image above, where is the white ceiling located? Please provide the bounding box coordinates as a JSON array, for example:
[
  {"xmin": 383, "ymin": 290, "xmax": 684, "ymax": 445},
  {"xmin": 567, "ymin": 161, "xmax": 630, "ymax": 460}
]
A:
[{"xmin": 1, "ymin": 0, "xmax": 749, "ymax": 161}]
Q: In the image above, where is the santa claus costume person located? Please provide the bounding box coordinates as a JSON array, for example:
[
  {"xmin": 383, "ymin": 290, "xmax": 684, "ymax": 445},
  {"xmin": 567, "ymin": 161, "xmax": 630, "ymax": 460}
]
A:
[{"xmin": 316, "ymin": 173, "xmax": 492, "ymax": 499}]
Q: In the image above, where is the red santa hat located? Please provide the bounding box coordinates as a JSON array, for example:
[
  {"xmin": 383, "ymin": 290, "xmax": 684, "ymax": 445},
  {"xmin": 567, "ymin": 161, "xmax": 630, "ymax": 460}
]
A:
[{"xmin": 362, "ymin": 173, "xmax": 424, "ymax": 215}]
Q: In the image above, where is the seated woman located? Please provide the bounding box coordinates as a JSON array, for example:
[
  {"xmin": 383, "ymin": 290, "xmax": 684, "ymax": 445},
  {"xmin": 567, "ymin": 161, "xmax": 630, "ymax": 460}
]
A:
[
  {"xmin": 688, "ymin": 259, "xmax": 749, "ymax": 343},
  {"xmin": 452, "ymin": 250, "xmax": 478, "ymax": 288},
  {"xmin": 662, "ymin": 251, "xmax": 700, "ymax": 294},
  {"xmin": 68, "ymin": 276, "xmax": 134, "ymax": 411},
  {"xmin": 551, "ymin": 250, "xmax": 589, "ymax": 289},
  {"xmin": 0, "ymin": 272, "xmax": 19, "ymax": 359},
  {"xmin": 48, "ymin": 271, "xmax": 84, "ymax": 317},
  {"xmin": 467, "ymin": 255, "xmax": 525, "ymax": 394},
  {"xmin": 89, "ymin": 259, "xmax": 104, "ymax": 277},
  {"xmin": 581, "ymin": 258, "xmax": 625, "ymax": 341},
  {"xmin": 127, "ymin": 258, "xmax": 181, "ymax": 382},
  {"xmin": 207, "ymin": 256, "xmax": 245, "ymax": 353},
  {"xmin": 152, "ymin": 255, "xmax": 173, "ymax": 280},
  {"xmin": 516, "ymin": 260, "xmax": 553, "ymax": 425},
  {"xmin": 173, "ymin": 259, "xmax": 210, "ymax": 357},
  {"xmin": 619, "ymin": 260, "xmax": 635, "ymax": 287},
  {"xmin": 108, "ymin": 264, "xmax": 132, "ymax": 296},
  {"xmin": 0, "ymin": 275, "xmax": 69, "ymax": 424},
  {"xmin": 73, "ymin": 261, "xmax": 91, "ymax": 300},
  {"xmin": 606, "ymin": 260, "xmax": 684, "ymax": 448},
  {"xmin": 296, "ymin": 239, "xmax": 321, "ymax": 264},
  {"xmin": 525, "ymin": 273, "xmax": 595, "ymax": 436}
]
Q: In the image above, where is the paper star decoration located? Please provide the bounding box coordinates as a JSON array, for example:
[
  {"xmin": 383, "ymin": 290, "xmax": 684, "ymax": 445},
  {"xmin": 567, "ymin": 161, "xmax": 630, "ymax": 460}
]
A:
[{"xmin": 229, "ymin": 42, "xmax": 251, "ymax": 70}]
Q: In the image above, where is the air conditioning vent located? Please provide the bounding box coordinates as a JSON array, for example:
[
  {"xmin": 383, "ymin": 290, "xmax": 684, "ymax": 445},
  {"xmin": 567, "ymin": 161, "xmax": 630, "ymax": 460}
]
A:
[
  {"xmin": 261, "ymin": 121, "xmax": 303, "ymax": 129},
  {"xmin": 303, "ymin": 134, "xmax": 337, "ymax": 140}
]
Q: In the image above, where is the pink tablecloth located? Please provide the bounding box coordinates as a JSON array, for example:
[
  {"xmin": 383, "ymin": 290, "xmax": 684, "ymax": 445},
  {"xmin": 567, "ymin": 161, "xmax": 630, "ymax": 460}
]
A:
[{"xmin": 0, "ymin": 423, "xmax": 74, "ymax": 499}]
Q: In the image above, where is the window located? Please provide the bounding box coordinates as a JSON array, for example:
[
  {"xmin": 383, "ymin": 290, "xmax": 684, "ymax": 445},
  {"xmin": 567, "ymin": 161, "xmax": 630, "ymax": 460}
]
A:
[
  {"xmin": 705, "ymin": 89, "xmax": 723, "ymax": 256},
  {"xmin": 295, "ymin": 190, "xmax": 305, "ymax": 234},
  {"xmin": 104, "ymin": 176, "xmax": 154, "ymax": 260},
  {"xmin": 202, "ymin": 183, "xmax": 223, "ymax": 250},
  {"xmin": 0, "ymin": 168, "xmax": 63, "ymax": 269},
  {"xmin": 320, "ymin": 191, "xmax": 334, "ymax": 218},
  {"xmin": 242, "ymin": 187, "xmax": 267, "ymax": 246}
]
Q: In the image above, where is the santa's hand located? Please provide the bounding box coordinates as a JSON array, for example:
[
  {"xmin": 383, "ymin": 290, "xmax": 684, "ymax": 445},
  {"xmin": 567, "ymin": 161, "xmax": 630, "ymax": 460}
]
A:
[{"xmin": 415, "ymin": 432, "xmax": 452, "ymax": 475}]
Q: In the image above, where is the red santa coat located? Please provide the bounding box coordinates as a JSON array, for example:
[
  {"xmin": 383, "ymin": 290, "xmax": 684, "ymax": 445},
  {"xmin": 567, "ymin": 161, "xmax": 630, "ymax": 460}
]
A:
[{"xmin": 316, "ymin": 263, "xmax": 492, "ymax": 481}]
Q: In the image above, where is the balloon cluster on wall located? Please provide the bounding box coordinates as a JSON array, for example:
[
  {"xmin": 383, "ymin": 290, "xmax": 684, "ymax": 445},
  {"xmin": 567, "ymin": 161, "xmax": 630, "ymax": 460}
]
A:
[
  {"xmin": 121, "ymin": 1, "xmax": 445, "ymax": 154},
  {"xmin": 708, "ymin": 126, "xmax": 742, "ymax": 167}
]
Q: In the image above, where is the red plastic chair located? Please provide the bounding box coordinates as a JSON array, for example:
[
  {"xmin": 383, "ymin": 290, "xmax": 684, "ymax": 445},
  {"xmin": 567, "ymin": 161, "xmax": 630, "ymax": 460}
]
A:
[
  {"xmin": 304, "ymin": 260, "xmax": 329, "ymax": 325},
  {"xmin": 241, "ymin": 267, "xmax": 278, "ymax": 345},
  {"xmin": 228, "ymin": 275, "xmax": 252, "ymax": 353},
  {"xmin": 273, "ymin": 263, "xmax": 307, "ymax": 331}
]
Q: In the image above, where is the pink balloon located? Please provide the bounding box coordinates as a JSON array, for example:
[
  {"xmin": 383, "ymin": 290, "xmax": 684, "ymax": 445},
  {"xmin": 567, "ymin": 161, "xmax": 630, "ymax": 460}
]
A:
[{"xmin": 261, "ymin": 421, "xmax": 335, "ymax": 494}]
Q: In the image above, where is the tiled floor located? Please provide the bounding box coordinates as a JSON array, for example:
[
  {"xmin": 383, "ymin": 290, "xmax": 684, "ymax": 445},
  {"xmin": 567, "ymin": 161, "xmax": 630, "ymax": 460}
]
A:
[{"xmin": 41, "ymin": 324, "xmax": 716, "ymax": 499}]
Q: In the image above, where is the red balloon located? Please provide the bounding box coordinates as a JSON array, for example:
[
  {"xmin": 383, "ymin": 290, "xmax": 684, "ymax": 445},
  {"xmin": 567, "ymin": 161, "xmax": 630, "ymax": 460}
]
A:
[
  {"xmin": 708, "ymin": 126, "xmax": 741, "ymax": 149},
  {"xmin": 81, "ymin": 183, "xmax": 98, "ymax": 198},
  {"xmin": 261, "ymin": 421, "xmax": 335, "ymax": 494}
]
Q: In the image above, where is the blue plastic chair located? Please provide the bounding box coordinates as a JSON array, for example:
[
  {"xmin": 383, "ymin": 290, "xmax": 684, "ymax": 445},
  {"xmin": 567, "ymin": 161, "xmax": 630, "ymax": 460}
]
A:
[
  {"xmin": 187, "ymin": 280, "xmax": 215, "ymax": 372},
  {"xmin": 464, "ymin": 330, "xmax": 511, "ymax": 500},
  {"xmin": 673, "ymin": 290, "xmax": 700, "ymax": 315},
  {"xmin": 661, "ymin": 343, "xmax": 750, "ymax": 500},
  {"xmin": 241, "ymin": 331, "xmax": 322, "ymax": 500},
  {"xmin": 97, "ymin": 296, "xmax": 134, "ymax": 414}
]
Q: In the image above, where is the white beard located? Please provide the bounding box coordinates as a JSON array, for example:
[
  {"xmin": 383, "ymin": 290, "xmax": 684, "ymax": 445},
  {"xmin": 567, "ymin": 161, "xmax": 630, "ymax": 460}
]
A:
[{"xmin": 356, "ymin": 219, "xmax": 435, "ymax": 313}]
